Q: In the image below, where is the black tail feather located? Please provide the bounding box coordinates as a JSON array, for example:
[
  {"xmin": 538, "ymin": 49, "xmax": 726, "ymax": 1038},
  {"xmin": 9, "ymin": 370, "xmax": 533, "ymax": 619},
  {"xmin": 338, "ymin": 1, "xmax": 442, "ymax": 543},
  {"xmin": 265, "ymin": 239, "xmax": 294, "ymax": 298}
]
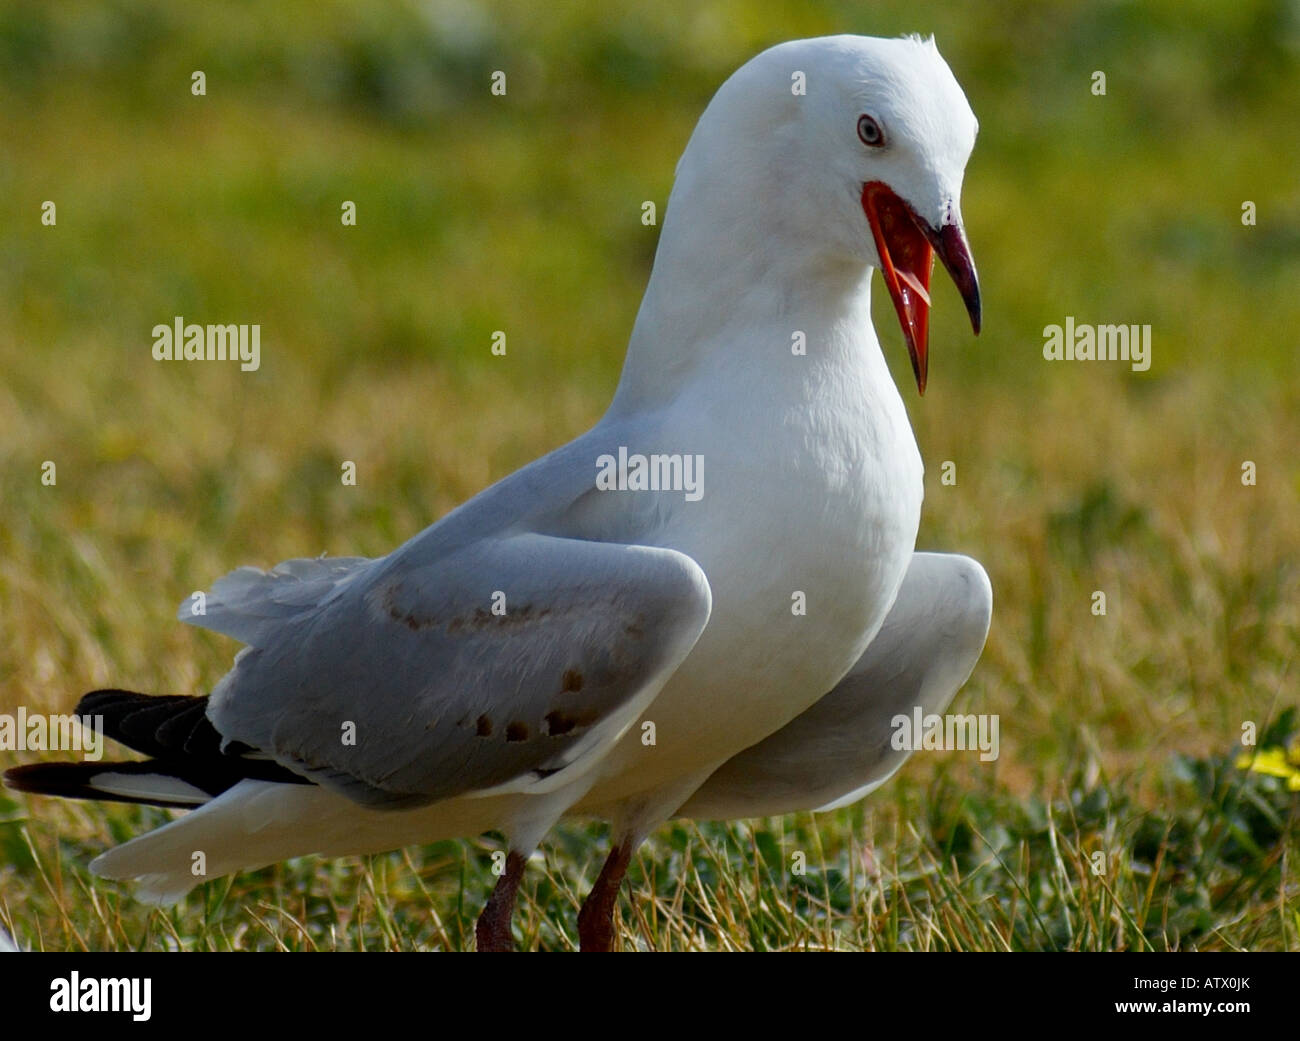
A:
[
  {"xmin": 3, "ymin": 689, "xmax": 311, "ymax": 808},
  {"xmin": 4, "ymin": 760, "xmax": 212, "ymax": 809},
  {"xmin": 76, "ymin": 689, "xmax": 247, "ymax": 759}
]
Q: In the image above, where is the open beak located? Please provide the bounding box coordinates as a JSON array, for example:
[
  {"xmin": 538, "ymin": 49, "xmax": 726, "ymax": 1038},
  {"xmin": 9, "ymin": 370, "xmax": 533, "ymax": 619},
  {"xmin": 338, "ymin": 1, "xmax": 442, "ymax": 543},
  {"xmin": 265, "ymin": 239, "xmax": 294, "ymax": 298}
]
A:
[{"xmin": 861, "ymin": 181, "xmax": 981, "ymax": 395}]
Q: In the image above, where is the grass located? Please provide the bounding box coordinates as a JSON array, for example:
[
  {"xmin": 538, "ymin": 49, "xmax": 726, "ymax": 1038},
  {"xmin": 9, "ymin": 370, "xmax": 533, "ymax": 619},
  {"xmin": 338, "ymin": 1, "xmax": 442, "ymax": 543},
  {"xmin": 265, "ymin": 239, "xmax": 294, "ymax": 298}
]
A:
[{"xmin": 1, "ymin": 0, "xmax": 1298, "ymax": 950}]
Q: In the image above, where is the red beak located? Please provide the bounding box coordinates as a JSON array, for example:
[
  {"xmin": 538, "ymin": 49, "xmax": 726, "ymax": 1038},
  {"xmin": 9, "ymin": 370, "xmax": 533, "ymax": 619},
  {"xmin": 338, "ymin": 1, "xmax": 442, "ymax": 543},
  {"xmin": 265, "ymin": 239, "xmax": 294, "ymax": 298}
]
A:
[{"xmin": 861, "ymin": 181, "xmax": 981, "ymax": 395}]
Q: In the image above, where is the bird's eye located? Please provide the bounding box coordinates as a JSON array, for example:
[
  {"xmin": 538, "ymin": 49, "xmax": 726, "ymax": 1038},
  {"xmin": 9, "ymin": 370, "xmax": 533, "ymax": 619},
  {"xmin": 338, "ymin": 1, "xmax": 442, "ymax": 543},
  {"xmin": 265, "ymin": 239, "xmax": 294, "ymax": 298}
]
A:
[{"xmin": 857, "ymin": 114, "xmax": 884, "ymax": 147}]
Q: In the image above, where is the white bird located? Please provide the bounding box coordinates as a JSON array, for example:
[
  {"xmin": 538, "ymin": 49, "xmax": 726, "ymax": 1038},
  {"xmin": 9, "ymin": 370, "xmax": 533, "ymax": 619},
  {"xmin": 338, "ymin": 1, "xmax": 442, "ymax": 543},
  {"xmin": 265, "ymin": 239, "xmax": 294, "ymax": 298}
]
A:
[{"xmin": 6, "ymin": 33, "xmax": 987, "ymax": 951}]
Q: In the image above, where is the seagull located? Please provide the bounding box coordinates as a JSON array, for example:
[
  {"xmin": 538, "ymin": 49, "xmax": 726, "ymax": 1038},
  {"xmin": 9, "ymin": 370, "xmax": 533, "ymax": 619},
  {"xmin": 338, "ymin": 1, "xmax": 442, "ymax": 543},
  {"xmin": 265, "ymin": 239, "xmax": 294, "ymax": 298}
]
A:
[{"xmin": 5, "ymin": 33, "xmax": 986, "ymax": 951}]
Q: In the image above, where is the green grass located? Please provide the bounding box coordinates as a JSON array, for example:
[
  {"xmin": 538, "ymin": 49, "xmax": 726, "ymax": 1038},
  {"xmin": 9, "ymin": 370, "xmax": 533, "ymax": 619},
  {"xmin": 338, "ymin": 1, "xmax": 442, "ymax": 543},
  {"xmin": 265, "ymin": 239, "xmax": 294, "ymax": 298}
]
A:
[{"xmin": 2, "ymin": 0, "xmax": 1298, "ymax": 950}]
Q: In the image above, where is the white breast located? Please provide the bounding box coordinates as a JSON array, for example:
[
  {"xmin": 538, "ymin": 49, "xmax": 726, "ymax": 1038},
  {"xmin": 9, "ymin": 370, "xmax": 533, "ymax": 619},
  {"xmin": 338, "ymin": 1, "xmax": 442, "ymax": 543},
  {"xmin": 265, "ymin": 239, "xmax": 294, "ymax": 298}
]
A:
[{"xmin": 581, "ymin": 297, "xmax": 924, "ymax": 807}]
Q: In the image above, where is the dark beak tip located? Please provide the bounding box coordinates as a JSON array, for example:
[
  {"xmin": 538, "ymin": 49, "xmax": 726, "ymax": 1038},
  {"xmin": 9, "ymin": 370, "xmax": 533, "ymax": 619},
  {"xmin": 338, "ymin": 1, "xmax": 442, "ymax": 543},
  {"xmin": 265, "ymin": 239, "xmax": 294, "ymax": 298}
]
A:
[
  {"xmin": 966, "ymin": 275, "xmax": 982, "ymax": 335},
  {"xmin": 923, "ymin": 218, "xmax": 982, "ymax": 340}
]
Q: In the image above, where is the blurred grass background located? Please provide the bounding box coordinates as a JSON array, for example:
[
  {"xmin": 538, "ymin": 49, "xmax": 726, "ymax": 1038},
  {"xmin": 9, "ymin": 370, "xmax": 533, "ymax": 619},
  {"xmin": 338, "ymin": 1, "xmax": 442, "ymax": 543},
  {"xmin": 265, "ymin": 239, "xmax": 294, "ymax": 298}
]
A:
[{"xmin": 1, "ymin": 0, "xmax": 1297, "ymax": 950}]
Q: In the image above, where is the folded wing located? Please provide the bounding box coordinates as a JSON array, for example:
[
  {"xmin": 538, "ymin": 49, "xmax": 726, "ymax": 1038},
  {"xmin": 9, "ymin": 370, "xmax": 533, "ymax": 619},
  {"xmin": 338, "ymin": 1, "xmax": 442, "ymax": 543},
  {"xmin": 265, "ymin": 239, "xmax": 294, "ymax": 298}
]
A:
[{"xmin": 199, "ymin": 533, "xmax": 712, "ymax": 809}]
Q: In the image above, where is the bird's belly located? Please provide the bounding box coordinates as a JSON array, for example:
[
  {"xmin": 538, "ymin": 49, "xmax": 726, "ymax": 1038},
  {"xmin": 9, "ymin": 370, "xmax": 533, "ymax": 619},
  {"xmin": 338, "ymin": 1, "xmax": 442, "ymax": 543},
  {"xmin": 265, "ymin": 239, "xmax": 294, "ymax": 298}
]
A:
[{"xmin": 583, "ymin": 425, "xmax": 923, "ymax": 810}]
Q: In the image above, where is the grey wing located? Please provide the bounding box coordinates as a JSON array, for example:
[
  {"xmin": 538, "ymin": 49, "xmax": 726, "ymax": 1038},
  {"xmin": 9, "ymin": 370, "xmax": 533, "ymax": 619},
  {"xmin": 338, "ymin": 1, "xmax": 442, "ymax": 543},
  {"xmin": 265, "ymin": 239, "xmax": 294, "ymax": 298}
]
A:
[
  {"xmin": 679, "ymin": 552, "xmax": 991, "ymax": 820},
  {"xmin": 200, "ymin": 533, "xmax": 711, "ymax": 808},
  {"xmin": 180, "ymin": 555, "xmax": 373, "ymax": 646}
]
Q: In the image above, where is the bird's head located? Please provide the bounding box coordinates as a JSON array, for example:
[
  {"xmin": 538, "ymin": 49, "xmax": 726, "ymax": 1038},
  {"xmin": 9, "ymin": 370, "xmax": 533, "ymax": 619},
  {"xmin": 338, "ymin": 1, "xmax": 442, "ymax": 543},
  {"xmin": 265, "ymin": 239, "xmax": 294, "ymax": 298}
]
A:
[
  {"xmin": 806, "ymin": 35, "xmax": 981, "ymax": 394},
  {"xmin": 681, "ymin": 34, "xmax": 982, "ymax": 395}
]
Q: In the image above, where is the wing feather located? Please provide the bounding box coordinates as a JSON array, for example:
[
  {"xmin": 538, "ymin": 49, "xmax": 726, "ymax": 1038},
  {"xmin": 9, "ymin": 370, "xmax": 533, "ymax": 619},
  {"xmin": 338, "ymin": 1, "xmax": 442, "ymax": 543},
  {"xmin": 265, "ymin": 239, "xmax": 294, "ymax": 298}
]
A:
[{"xmin": 206, "ymin": 533, "xmax": 711, "ymax": 808}]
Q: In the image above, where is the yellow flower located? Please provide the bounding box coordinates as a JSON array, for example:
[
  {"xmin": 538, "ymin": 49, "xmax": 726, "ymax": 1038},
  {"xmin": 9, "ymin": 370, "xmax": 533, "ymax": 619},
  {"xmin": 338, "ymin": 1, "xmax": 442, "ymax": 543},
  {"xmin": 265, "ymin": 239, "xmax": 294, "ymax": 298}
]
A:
[{"xmin": 1235, "ymin": 746, "xmax": 1300, "ymax": 790}]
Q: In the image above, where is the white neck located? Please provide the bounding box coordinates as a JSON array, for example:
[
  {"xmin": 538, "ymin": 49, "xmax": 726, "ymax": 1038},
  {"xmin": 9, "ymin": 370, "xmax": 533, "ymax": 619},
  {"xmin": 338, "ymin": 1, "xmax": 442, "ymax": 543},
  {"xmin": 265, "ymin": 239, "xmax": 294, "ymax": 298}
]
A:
[{"xmin": 610, "ymin": 191, "xmax": 885, "ymax": 415}]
